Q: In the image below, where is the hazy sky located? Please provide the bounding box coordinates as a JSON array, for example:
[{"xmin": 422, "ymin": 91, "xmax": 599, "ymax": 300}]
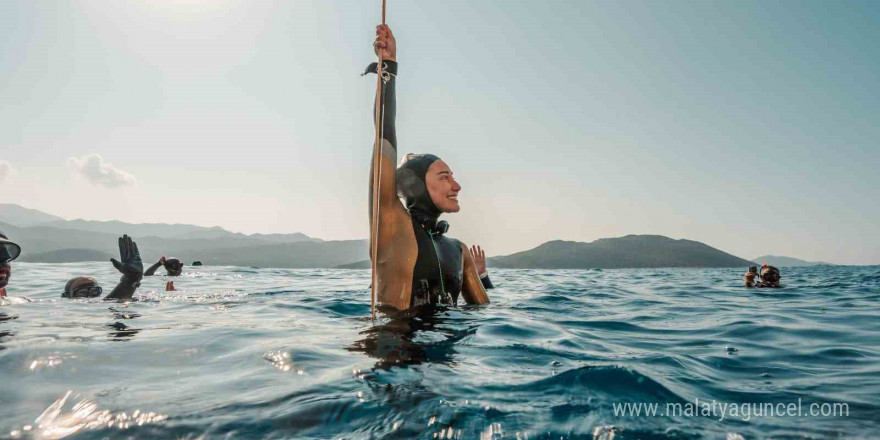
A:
[{"xmin": 1, "ymin": 1, "xmax": 878, "ymax": 264}]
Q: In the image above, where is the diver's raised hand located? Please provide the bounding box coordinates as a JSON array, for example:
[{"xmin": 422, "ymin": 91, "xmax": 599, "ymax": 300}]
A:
[
  {"xmin": 105, "ymin": 235, "xmax": 143, "ymax": 300},
  {"xmin": 374, "ymin": 24, "xmax": 396, "ymax": 61},
  {"xmin": 110, "ymin": 235, "xmax": 144, "ymax": 278},
  {"xmin": 470, "ymin": 245, "xmax": 487, "ymax": 276}
]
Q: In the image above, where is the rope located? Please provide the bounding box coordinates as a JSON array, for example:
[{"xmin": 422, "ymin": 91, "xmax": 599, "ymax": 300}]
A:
[{"xmin": 370, "ymin": 0, "xmax": 388, "ymax": 319}]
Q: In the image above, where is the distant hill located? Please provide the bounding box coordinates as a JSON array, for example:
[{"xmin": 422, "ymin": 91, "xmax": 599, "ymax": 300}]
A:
[
  {"xmin": 20, "ymin": 249, "xmax": 115, "ymax": 263},
  {"xmin": 0, "ymin": 219, "xmax": 367, "ymax": 269},
  {"xmin": 194, "ymin": 240, "xmax": 367, "ymax": 268},
  {"xmin": 42, "ymin": 219, "xmax": 317, "ymax": 243},
  {"xmin": 489, "ymin": 235, "xmax": 753, "ymax": 269},
  {"xmin": 336, "ymin": 260, "xmax": 371, "ymax": 269},
  {"xmin": 751, "ymin": 255, "xmax": 831, "ymax": 267},
  {"xmin": 250, "ymin": 232, "xmax": 322, "ymax": 243},
  {"xmin": 0, "ymin": 204, "xmax": 317, "ymax": 244},
  {"xmin": 0, "ymin": 204, "xmax": 353, "ymax": 268},
  {"xmin": 1, "ymin": 204, "xmax": 769, "ymax": 270},
  {"xmin": 0, "ymin": 203, "xmax": 64, "ymax": 228},
  {"xmin": 43, "ymin": 218, "xmax": 217, "ymax": 239}
]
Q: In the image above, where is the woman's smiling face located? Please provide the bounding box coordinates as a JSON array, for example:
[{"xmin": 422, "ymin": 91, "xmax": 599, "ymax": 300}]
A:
[{"xmin": 425, "ymin": 160, "xmax": 462, "ymax": 213}]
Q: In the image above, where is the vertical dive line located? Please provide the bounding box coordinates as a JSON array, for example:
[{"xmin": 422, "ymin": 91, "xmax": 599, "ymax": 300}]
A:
[{"xmin": 370, "ymin": 0, "xmax": 387, "ymax": 319}]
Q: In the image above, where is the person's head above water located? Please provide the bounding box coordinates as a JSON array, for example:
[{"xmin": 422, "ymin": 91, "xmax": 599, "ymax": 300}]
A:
[
  {"xmin": 163, "ymin": 258, "xmax": 183, "ymax": 276},
  {"xmin": 760, "ymin": 264, "xmax": 781, "ymax": 286},
  {"xmin": 0, "ymin": 230, "xmax": 22, "ymax": 290},
  {"xmin": 62, "ymin": 277, "xmax": 103, "ymax": 298},
  {"xmin": 397, "ymin": 154, "xmax": 462, "ymax": 219}
]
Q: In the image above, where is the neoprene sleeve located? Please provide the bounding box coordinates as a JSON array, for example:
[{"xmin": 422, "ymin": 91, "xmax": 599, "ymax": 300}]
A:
[{"xmin": 144, "ymin": 261, "xmax": 162, "ymax": 276}]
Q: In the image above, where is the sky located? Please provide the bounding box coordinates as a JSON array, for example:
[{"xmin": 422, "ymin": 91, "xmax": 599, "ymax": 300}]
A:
[{"xmin": 0, "ymin": 1, "xmax": 878, "ymax": 265}]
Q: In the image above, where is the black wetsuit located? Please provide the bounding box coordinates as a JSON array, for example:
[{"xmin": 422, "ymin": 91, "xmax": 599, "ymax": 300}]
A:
[
  {"xmin": 368, "ymin": 60, "xmax": 466, "ymax": 308},
  {"xmin": 409, "ymin": 212, "xmax": 463, "ymax": 307}
]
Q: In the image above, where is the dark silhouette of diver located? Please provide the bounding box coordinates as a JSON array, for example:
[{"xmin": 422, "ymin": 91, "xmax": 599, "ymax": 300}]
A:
[
  {"xmin": 365, "ymin": 24, "xmax": 489, "ymax": 311},
  {"xmin": 61, "ymin": 235, "xmax": 144, "ymax": 300},
  {"xmin": 349, "ymin": 307, "xmax": 477, "ymax": 370},
  {"xmin": 144, "ymin": 256, "xmax": 183, "ymax": 276},
  {"xmin": 744, "ymin": 264, "xmax": 781, "ymax": 288}
]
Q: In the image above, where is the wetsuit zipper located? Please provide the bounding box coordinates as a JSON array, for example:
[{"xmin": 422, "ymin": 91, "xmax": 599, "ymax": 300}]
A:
[{"xmin": 428, "ymin": 230, "xmax": 447, "ymax": 297}]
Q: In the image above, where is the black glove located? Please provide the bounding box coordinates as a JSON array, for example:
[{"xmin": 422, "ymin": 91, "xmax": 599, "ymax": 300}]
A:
[{"xmin": 110, "ymin": 235, "xmax": 144, "ymax": 278}]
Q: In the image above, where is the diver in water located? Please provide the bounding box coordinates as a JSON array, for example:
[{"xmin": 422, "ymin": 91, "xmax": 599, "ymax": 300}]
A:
[
  {"xmin": 470, "ymin": 245, "xmax": 495, "ymax": 289},
  {"xmin": 62, "ymin": 235, "xmax": 144, "ymax": 300},
  {"xmin": 744, "ymin": 266, "xmax": 758, "ymax": 288},
  {"xmin": 144, "ymin": 256, "xmax": 183, "ymax": 276},
  {"xmin": 2, "ymin": 232, "xmax": 141, "ymax": 302},
  {"xmin": 0, "ymin": 230, "xmax": 25, "ymax": 302},
  {"xmin": 756, "ymin": 264, "xmax": 781, "ymax": 288},
  {"xmin": 365, "ymin": 24, "xmax": 490, "ymax": 311}
]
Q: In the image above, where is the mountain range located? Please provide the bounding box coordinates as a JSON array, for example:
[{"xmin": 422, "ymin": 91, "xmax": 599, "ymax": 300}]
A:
[
  {"xmin": 1, "ymin": 203, "xmax": 774, "ymax": 269},
  {"xmin": 488, "ymin": 235, "xmax": 754, "ymax": 269},
  {"xmin": 751, "ymin": 255, "xmax": 831, "ymax": 267},
  {"xmin": 0, "ymin": 203, "xmax": 363, "ymax": 268}
]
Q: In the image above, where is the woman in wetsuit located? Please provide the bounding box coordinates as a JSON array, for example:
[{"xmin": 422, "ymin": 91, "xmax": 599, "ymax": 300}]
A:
[{"xmin": 367, "ymin": 24, "xmax": 489, "ymax": 311}]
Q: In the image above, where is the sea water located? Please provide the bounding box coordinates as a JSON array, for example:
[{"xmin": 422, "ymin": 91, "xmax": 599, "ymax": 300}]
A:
[{"xmin": 1, "ymin": 263, "xmax": 878, "ymax": 439}]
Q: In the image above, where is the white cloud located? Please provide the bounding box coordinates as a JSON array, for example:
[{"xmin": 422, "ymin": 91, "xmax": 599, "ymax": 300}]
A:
[
  {"xmin": 0, "ymin": 160, "xmax": 13, "ymax": 182},
  {"xmin": 67, "ymin": 154, "xmax": 137, "ymax": 188}
]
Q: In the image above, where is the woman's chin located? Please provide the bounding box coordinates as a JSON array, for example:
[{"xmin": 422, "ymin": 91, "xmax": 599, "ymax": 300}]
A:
[{"xmin": 442, "ymin": 203, "xmax": 460, "ymax": 213}]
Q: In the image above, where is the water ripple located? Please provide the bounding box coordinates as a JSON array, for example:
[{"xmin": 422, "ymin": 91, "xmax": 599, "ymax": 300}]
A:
[{"xmin": 0, "ymin": 263, "xmax": 877, "ymax": 438}]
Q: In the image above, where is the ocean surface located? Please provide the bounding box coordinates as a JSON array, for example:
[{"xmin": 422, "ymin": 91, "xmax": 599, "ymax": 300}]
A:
[{"xmin": 1, "ymin": 263, "xmax": 878, "ymax": 439}]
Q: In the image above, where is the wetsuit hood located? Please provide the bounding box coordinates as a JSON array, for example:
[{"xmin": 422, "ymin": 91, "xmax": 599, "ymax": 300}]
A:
[
  {"xmin": 397, "ymin": 154, "xmax": 448, "ymax": 234},
  {"xmin": 0, "ymin": 231, "xmax": 21, "ymax": 263},
  {"xmin": 63, "ymin": 276, "xmax": 102, "ymax": 298},
  {"xmin": 761, "ymin": 265, "xmax": 780, "ymax": 284}
]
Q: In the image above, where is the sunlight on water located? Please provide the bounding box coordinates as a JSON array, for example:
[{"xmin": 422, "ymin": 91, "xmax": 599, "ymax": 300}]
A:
[{"xmin": 8, "ymin": 390, "xmax": 167, "ymax": 439}]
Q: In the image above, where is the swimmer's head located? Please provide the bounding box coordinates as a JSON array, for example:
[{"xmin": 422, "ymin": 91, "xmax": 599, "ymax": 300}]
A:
[
  {"xmin": 0, "ymin": 231, "xmax": 22, "ymax": 289},
  {"xmin": 397, "ymin": 154, "xmax": 461, "ymax": 215},
  {"xmin": 760, "ymin": 265, "xmax": 781, "ymax": 286},
  {"xmin": 63, "ymin": 276, "xmax": 102, "ymax": 298},
  {"xmin": 164, "ymin": 258, "xmax": 183, "ymax": 276}
]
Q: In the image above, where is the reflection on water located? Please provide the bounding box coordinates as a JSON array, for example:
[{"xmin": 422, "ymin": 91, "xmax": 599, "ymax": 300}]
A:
[
  {"xmin": 0, "ymin": 311, "xmax": 16, "ymax": 351},
  {"xmin": 349, "ymin": 306, "xmax": 476, "ymax": 370},
  {"xmin": 106, "ymin": 306, "xmax": 142, "ymax": 341},
  {"xmin": 8, "ymin": 390, "xmax": 167, "ymax": 439},
  {"xmin": 0, "ymin": 263, "xmax": 878, "ymax": 439}
]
